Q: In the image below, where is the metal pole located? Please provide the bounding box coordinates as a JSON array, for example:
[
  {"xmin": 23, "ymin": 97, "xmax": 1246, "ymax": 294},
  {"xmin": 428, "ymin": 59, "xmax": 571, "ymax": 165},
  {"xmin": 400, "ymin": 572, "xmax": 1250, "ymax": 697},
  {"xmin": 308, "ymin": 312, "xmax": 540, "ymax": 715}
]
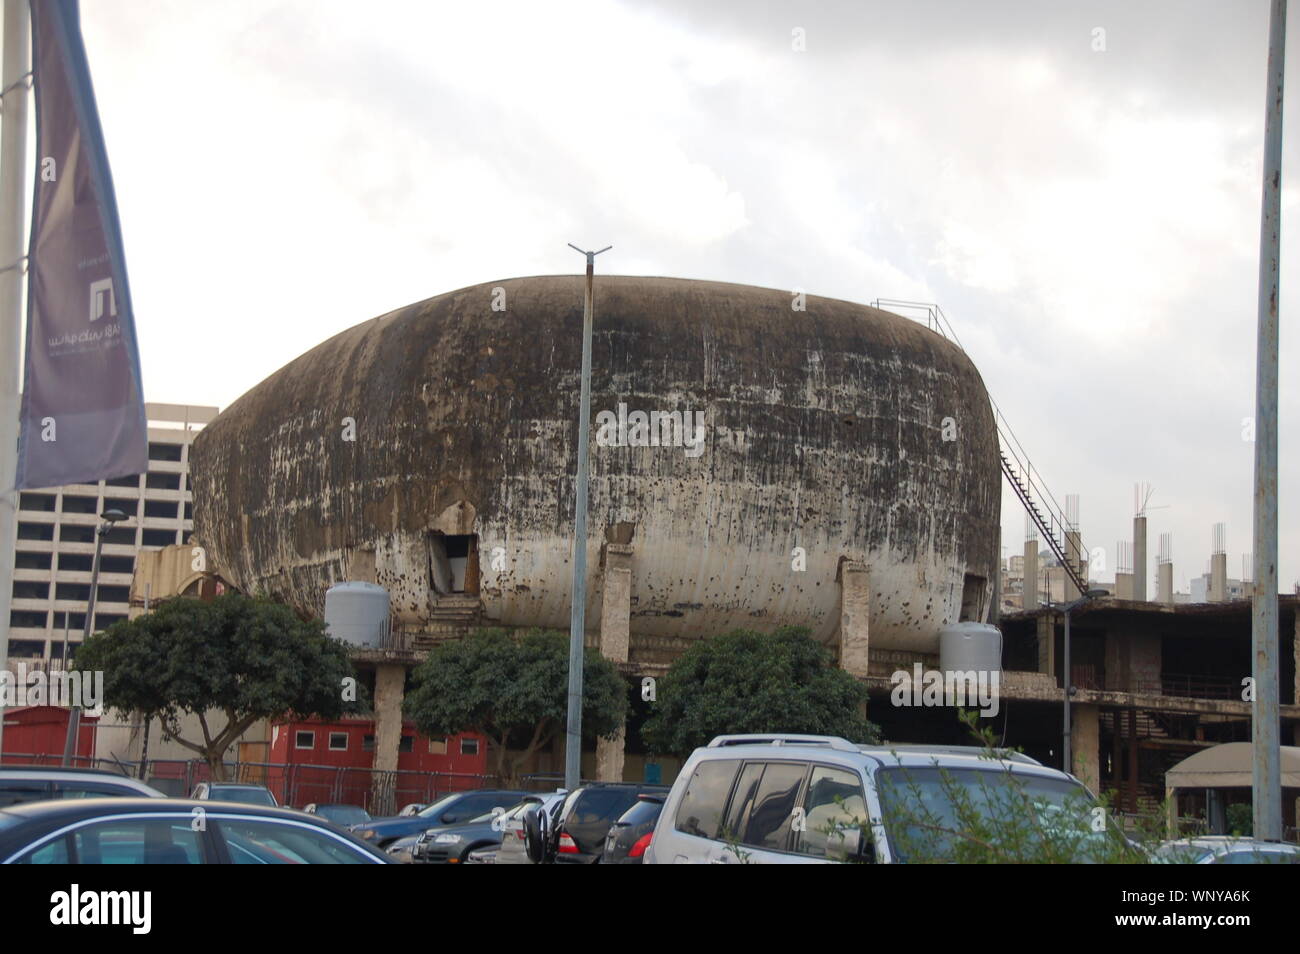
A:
[
  {"xmin": 61, "ymin": 521, "xmax": 105, "ymax": 765},
  {"xmin": 1252, "ymin": 0, "xmax": 1286, "ymax": 843},
  {"xmin": 0, "ymin": 0, "xmax": 31, "ymax": 760},
  {"xmin": 138, "ymin": 583, "xmax": 150, "ymax": 779},
  {"xmin": 563, "ymin": 243, "xmax": 609, "ymax": 791},
  {"xmin": 1063, "ymin": 608, "xmax": 1071, "ymax": 774}
]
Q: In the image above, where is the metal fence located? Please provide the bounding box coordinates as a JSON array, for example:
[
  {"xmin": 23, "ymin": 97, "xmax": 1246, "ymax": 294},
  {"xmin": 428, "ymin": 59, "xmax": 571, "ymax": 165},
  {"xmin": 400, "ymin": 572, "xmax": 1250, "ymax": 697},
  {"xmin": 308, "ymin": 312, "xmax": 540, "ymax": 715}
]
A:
[{"xmin": 0, "ymin": 752, "xmax": 572, "ymax": 815}]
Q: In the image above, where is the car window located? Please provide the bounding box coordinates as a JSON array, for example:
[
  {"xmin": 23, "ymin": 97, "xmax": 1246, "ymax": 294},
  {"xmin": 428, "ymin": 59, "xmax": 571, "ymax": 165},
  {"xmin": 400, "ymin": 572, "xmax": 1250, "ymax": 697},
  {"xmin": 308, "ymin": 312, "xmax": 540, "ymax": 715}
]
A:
[
  {"xmin": 52, "ymin": 783, "xmax": 138, "ymax": 799},
  {"xmin": 72, "ymin": 818, "xmax": 205, "ymax": 864},
  {"xmin": 220, "ymin": 819, "xmax": 376, "ymax": 864},
  {"xmin": 794, "ymin": 766, "xmax": 867, "ymax": 859},
  {"xmin": 740, "ymin": 762, "xmax": 806, "ymax": 851},
  {"xmin": 674, "ymin": 759, "xmax": 740, "ymax": 840},
  {"xmin": 616, "ymin": 799, "xmax": 663, "ymax": 827},
  {"xmin": 457, "ymin": 793, "xmax": 512, "ymax": 818},
  {"xmin": 723, "ymin": 763, "xmax": 764, "ymax": 840},
  {"xmin": 572, "ymin": 789, "xmax": 635, "ymax": 826},
  {"xmin": 0, "ymin": 782, "xmax": 53, "ymax": 807},
  {"xmin": 15, "ymin": 835, "xmax": 71, "ymax": 863},
  {"xmin": 209, "ymin": 788, "xmax": 276, "ymax": 806},
  {"xmin": 1217, "ymin": 849, "xmax": 1300, "ymax": 864}
]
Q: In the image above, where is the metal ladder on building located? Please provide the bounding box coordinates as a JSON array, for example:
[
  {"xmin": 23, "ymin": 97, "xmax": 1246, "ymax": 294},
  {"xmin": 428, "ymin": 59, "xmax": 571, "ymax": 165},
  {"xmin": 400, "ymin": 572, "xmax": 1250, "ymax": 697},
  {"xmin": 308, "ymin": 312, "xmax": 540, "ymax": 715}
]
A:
[{"xmin": 870, "ymin": 299, "xmax": 1090, "ymax": 596}]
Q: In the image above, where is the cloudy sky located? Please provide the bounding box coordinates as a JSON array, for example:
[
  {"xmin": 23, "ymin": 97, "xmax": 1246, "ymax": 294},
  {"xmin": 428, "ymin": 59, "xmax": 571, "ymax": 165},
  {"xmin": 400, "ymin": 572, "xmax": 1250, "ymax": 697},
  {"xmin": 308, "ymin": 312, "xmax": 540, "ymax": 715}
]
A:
[{"xmin": 71, "ymin": 0, "xmax": 1298, "ymax": 592}]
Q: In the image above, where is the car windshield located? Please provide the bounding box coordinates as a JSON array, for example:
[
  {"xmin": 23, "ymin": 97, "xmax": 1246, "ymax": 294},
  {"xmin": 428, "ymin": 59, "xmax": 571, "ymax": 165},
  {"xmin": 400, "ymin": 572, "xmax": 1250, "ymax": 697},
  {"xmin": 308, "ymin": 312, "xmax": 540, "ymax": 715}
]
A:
[
  {"xmin": 416, "ymin": 793, "xmax": 463, "ymax": 819},
  {"xmin": 321, "ymin": 806, "xmax": 370, "ymax": 826},
  {"xmin": 875, "ymin": 765, "xmax": 1123, "ymax": 862}
]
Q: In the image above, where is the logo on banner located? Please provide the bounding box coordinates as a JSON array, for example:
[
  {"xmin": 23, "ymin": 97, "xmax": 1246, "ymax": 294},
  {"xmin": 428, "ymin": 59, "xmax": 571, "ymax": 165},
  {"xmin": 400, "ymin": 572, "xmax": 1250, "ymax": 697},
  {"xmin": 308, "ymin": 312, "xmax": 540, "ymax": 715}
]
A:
[{"xmin": 89, "ymin": 277, "xmax": 115, "ymax": 322}]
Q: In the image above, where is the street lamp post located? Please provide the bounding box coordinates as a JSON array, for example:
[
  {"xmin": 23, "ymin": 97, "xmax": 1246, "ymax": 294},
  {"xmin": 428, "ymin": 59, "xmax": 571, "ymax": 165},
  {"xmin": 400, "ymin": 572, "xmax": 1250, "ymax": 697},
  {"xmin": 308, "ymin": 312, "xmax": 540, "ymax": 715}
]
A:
[
  {"xmin": 60, "ymin": 507, "xmax": 128, "ymax": 766},
  {"xmin": 563, "ymin": 244, "xmax": 610, "ymax": 792},
  {"xmin": 1052, "ymin": 587, "xmax": 1109, "ymax": 777}
]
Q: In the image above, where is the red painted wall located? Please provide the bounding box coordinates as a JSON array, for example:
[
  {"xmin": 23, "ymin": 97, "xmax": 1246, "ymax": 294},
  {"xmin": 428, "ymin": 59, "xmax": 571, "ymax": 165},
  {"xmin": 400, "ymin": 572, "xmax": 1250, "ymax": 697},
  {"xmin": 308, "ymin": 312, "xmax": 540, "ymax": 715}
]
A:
[{"xmin": 0, "ymin": 706, "xmax": 97, "ymax": 764}]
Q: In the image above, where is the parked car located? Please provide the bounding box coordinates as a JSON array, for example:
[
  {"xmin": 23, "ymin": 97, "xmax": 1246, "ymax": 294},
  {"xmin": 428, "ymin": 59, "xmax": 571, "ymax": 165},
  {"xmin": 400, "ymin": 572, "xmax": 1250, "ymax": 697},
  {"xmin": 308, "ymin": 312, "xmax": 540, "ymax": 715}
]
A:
[
  {"xmin": 0, "ymin": 798, "xmax": 393, "ymax": 863},
  {"xmin": 498, "ymin": 790, "xmax": 569, "ymax": 865},
  {"xmin": 351, "ymin": 789, "xmax": 528, "ymax": 849},
  {"xmin": 1153, "ymin": 836, "xmax": 1300, "ymax": 864},
  {"xmin": 644, "ymin": 733, "xmax": 1118, "ymax": 864},
  {"xmin": 409, "ymin": 796, "xmax": 549, "ymax": 864},
  {"xmin": 0, "ymin": 768, "xmax": 164, "ymax": 807},
  {"xmin": 544, "ymin": 782, "xmax": 670, "ymax": 864},
  {"xmin": 303, "ymin": 803, "xmax": 371, "ymax": 830},
  {"xmin": 600, "ymin": 793, "xmax": 665, "ymax": 864},
  {"xmin": 190, "ymin": 782, "xmax": 279, "ymax": 807}
]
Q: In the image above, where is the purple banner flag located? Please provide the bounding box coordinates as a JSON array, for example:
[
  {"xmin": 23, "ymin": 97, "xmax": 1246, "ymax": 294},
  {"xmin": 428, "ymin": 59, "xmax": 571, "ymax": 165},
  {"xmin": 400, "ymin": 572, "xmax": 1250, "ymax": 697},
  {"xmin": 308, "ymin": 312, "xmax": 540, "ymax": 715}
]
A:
[{"xmin": 16, "ymin": 0, "xmax": 146, "ymax": 489}]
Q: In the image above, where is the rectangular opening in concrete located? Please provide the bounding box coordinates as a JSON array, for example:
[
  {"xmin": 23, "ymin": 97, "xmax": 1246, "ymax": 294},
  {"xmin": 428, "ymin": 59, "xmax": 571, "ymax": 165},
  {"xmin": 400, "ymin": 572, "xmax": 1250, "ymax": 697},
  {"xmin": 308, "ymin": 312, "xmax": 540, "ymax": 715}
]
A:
[
  {"xmin": 430, "ymin": 533, "xmax": 479, "ymax": 594},
  {"xmin": 959, "ymin": 573, "xmax": 987, "ymax": 622}
]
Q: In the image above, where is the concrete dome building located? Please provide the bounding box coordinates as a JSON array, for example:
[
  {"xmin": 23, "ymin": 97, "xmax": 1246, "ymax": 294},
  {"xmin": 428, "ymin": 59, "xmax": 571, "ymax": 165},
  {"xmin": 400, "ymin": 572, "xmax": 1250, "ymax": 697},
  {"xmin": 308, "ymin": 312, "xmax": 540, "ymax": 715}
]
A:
[{"xmin": 190, "ymin": 275, "xmax": 999, "ymax": 665}]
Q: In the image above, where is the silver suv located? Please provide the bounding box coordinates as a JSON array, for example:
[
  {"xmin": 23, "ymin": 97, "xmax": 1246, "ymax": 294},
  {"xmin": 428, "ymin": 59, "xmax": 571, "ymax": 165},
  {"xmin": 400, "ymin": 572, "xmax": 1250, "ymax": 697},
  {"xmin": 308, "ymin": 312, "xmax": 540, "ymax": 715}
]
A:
[
  {"xmin": 644, "ymin": 734, "xmax": 1102, "ymax": 864},
  {"xmin": 0, "ymin": 768, "xmax": 164, "ymax": 807}
]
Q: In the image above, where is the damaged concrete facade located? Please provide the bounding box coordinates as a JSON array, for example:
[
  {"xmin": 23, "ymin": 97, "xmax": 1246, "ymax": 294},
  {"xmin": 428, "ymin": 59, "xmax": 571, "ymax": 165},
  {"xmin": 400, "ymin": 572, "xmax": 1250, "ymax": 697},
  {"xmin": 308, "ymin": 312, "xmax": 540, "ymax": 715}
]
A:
[{"xmin": 190, "ymin": 276, "xmax": 1001, "ymax": 783}]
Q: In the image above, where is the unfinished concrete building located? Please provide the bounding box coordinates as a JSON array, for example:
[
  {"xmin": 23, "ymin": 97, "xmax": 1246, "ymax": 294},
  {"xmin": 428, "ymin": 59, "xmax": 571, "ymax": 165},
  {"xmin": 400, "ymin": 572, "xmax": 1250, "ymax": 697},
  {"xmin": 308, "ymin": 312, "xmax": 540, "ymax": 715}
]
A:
[{"xmin": 189, "ymin": 275, "xmax": 1001, "ymax": 786}]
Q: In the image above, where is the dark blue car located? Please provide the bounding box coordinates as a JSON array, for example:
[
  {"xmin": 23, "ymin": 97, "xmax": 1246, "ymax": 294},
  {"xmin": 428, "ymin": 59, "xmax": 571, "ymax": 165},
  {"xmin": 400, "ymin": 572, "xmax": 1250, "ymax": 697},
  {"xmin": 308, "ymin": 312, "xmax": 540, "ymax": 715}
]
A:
[{"xmin": 351, "ymin": 789, "xmax": 528, "ymax": 849}]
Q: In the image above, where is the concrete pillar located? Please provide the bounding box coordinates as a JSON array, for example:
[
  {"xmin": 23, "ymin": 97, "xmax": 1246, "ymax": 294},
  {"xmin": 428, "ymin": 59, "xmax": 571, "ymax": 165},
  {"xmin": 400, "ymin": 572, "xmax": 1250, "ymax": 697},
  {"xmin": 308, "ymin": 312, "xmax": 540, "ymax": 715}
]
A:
[
  {"xmin": 596, "ymin": 543, "xmax": 633, "ymax": 782},
  {"xmin": 1070, "ymin": 703, "xmax": 1100, "ymax": 794},
  {"xmin": 371, "ymin": 662, "xmax": 406, "ymax": 815},
  {"xmin": 1210, "ymin": 552, "xmax": 1228, "ymax": 602},
  {"xmin": 1036, "ymin": 612, "xmax": 1056, "ymax": 679},
  {"xmin": 1132, "ymin": 516, "xmax": 1147, "ymax": 602},
  {"xmin": 1157, "ymin": 562, "xmax": 1174, "ymax": 605},
  {"xmin": 1065, "ymin": 530, "xmax": 1084, "ymax": 600},
  {"xmin": 1114, "ymin": 573, "xmax": 1133, "ymax": 601},
  {"xmin": 838, "ymin": 560, "xmax": 871, "ymax": 677},
  {"xmin": 1023, "ymin": 540, "xmax": 1038, "ymax": 611}
]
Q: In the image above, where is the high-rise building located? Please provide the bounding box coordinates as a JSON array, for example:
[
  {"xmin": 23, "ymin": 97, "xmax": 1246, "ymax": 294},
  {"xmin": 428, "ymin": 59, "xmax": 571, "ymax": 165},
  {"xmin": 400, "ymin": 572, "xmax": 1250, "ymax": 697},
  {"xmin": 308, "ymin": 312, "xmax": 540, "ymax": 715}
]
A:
[{"xmin": 7, "ymin": 403, "xmax": 218, "ymax": 663}]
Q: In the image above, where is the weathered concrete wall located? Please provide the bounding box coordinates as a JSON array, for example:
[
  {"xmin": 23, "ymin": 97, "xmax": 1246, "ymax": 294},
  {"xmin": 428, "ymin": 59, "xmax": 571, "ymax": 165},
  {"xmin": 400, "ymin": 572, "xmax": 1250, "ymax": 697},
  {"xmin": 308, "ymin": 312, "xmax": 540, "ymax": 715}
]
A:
[{"xmin": 191, "ymin": 276, "xmax": 1000, "ymax": 653}]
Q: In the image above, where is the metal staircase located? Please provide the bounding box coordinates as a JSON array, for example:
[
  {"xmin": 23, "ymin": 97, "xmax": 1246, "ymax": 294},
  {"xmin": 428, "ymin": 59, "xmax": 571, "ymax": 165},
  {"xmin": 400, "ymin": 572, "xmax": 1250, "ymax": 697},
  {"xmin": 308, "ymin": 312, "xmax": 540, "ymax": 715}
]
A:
[{"xmin": 870, "ymin": 299, "xmax": 1090, "ymax": 596}]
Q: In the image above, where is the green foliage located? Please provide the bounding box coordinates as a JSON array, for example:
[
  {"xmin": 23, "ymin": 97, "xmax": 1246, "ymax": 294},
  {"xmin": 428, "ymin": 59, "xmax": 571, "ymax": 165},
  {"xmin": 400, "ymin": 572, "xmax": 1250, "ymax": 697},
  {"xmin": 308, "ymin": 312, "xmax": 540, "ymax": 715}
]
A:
[
  {"xmin": 641, "ymin": 626, "xmax": 879, "ymax": 757},
  {"xmin": 1226, "ymin": 802, "xmax": 1253, "ymax": 837},
  {"xmin": 77, "ymin": 594, "xmax": 360, "ymax": 779},
  {"xmin": 402, "ymin": 628, "xmax": 628, "ymax": 784}
]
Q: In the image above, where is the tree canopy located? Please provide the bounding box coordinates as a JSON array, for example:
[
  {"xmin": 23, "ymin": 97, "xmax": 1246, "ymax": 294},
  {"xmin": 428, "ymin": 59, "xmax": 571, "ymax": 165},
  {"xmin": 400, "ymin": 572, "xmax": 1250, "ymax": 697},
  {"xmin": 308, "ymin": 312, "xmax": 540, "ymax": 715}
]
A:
[
  {"xmin": 77, "ymin": 593, "xmax": 360, "ymax": 779},
  {"xmin": 641, "ymin": 626, "xmax": 879, "ymax": 757},
  {"xmin": 403, "ymin": 628, "xmax": 627, "ymax": 785}
]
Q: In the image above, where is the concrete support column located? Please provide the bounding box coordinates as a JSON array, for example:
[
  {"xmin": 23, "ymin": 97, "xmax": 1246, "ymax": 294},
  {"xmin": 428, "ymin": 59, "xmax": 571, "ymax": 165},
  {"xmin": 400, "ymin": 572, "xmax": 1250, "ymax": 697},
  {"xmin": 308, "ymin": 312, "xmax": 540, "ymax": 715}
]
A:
[
  {"xmin": 1114, "ymin": 573, "xmax": 1133, "ymax": 601},
  {"xmin": 1158, "ymin": 562, "xmax": 1174, "ymax": 605},
  {"xmin": 1070, "ymin": 703, "xmax": 1100, "ymax": 793},
  {"xmin": 371, "ymin": 663, "xmax": 406, "ymax": 815},
  {"xmin": 1132, "ymin": 516, "xmax": 1147, "ymax": 602},
  {"xmin": 596, "ymin": 543, "xmax": 633, "ymax": 782},
  {"xmin": 837, "ymin": 560, "xmax": 871, "ymax": 676},
  {"xmin": 1023, "ymin": 540, "xmax": 1038, "ymax": 611},
  {"xmin": 1036, "ymin": 613, "xmax": 1056, "ymax": 679},
  {"xmin": 1210, "ymin": 552, "xmax": 1228, "ymax": 602}
]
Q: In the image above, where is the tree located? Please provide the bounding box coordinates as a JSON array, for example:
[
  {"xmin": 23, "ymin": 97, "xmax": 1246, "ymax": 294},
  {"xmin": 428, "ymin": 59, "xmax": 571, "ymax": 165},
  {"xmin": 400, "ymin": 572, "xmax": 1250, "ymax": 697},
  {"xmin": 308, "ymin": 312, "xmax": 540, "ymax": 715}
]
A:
[
  {"xmin": 403, "ymin": 628, "xmax": 627, "ymax": 786},
  {"xmin": 77, "ymin": 593, "xmax": 360, "ymax": 780},
  {"xmin": 641, "ymin": 626, "xmax": 879, "ymax": 757}
]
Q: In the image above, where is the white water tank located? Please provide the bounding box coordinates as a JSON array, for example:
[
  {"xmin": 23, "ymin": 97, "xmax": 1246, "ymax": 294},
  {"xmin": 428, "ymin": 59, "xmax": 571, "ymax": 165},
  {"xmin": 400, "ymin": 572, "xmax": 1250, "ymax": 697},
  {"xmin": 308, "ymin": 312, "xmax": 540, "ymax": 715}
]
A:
[
  {"xmin": 939, "ymin": 622, "xmax": 1002, "ymax": 675},
  {"xmin": 324, "ymin": 582, "xmax": 390, "ymax": 649}
]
